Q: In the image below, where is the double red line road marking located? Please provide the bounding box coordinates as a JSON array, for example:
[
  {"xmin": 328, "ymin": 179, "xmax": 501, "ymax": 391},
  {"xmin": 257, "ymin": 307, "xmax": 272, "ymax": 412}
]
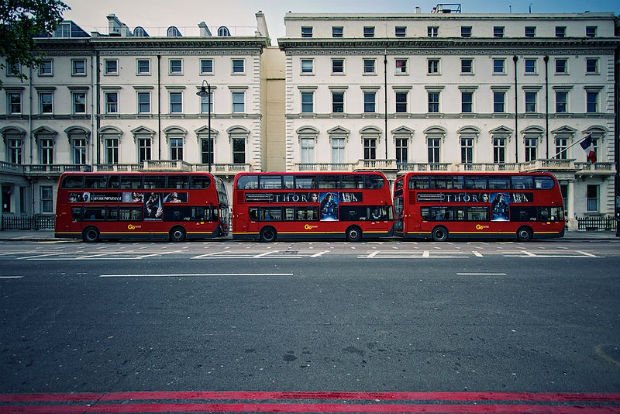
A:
[{"xmin": 1, "ymin": 391, "xmax": 619, "ymax": 413}]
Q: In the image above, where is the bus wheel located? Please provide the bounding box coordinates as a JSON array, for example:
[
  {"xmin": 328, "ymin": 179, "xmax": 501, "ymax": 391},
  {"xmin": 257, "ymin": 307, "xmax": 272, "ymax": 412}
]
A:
[
  {"xmin": 82, "ymin": 227, "xmax": 100, "ymax": 243},
  {"xmin": 431, "ymin": 226, "xmax": 448, "ymax": 242},
  {"xmin": 260, "ymin": 226, "xmax": 277, "ymax": 243},
  {"xmin": 516, "ymin": 226, "xmax": 533, "ymax": 242},
  {"xmin": 346, "ymin": 226, "xmax": 362, "ymax": 242},
  {"xmin": 169, "ymin": 226, "xmax": 186, "ymax": 242}
]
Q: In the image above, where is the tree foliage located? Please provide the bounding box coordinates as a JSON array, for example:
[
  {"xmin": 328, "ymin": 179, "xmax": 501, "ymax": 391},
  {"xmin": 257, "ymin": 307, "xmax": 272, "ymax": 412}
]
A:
[{"xmin": 0, "ymin": 0, "xmax": 70, "ymax": 83}]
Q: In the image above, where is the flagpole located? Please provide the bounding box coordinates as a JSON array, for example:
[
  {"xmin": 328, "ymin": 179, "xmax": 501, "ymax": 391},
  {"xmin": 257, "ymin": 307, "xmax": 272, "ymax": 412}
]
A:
[{"xmin": 551, "ymin": 135, "xmax": 592, "ymax": 159}]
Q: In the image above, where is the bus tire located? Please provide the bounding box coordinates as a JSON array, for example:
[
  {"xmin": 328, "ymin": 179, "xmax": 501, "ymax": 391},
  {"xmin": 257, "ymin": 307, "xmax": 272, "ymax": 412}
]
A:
[
  {"xmin": 82, "ymin": 227, "xmax": 100, "ymax": 243},
  {"xmin": 169, "ymin": 226, "xmax": 186, "ymax": 242},
  {"xmin": 346, "ymin": 226, "xmax": 362, "ymax": 242},
  {"xmin": 516, "ymin": 226, "xmax": 533, "ymax": 242},
  {"xmin": 260, "ymin": 226, "xmax": 277, "ymax": 243},
  {"xmin": 431, "ymin": 226, "xmax": 448, "ymax": 242}
]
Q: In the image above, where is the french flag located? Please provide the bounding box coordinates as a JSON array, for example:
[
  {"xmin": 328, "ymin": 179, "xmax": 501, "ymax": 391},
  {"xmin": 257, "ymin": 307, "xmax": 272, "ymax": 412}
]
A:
[{"xmin": 580, "ymin": 134, "xmax": 597, "ymax": 163}]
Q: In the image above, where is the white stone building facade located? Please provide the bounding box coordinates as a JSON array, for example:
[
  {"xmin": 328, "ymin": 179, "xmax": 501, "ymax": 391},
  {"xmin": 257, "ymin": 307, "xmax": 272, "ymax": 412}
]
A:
[{"xmin": 279, "ymin": 11, "xmax": 619, "ymax": 229}]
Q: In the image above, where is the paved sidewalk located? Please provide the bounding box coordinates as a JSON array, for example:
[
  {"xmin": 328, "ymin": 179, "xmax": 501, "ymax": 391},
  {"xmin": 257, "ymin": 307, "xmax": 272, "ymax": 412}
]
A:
[{"xmin": 0, "ymin": 230, "xmax": 617, "ymax": 241}]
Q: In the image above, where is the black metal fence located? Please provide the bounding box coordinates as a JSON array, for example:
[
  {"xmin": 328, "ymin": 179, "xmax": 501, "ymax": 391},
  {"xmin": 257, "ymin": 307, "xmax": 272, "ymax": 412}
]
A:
[
  {"xmin": 1, "ymin": 215, "xmax": 55, "ymax": 231},
  {"xmin": 576, "ymin": 216, "xmax": 617, "ymax": 231}
]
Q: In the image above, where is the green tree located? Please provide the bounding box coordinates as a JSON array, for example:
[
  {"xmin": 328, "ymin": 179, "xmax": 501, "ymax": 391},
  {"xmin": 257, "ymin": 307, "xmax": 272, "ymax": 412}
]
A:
[{"xmin": 0, "ymin": 0, "xmax": 70, "ymax": 84}]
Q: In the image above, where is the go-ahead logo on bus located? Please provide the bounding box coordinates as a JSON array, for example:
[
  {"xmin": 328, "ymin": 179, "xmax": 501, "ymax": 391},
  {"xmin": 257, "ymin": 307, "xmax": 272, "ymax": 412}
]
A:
[
  {"xmin": 475, "ymin": 224, "xmax": 490, "ymax": 230},
  {"xmin": 127, "ymin": 224, "xmax": 142, "ymax": 231},
  {"xmin": 304, "ymin": 224, "xmax": 318, "ymax": 231}
]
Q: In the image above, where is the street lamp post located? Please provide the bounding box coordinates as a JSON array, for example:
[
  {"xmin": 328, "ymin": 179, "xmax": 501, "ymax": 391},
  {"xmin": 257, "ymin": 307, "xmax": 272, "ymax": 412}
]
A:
[{"xmin": 196, "ymin": 80, "xmax": 212, "ymax": 172}]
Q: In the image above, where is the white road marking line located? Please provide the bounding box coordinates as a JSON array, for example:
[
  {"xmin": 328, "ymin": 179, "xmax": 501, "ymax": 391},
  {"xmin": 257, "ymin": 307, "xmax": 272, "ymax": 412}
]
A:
[
  {"xmin": 457, "ymin": 272, "xmax": 507, "ymax": 276},
  {"xmin": 422, "ymin": 250, "xmax": 430, "ymax": 258},
  {"xmin": 472, "ymin": 251, "xmax": 483, "ymax": 257},
  {"xmin": 0, "ymin": 276, "xmax": 24, "ymax": 279},
  {"xmin": 100, "ymin": 273, "xmax": 294, "ymax": 278},
  {"xmin": 576, "ymin": 250, "xmax": 597, "ymax": 257},
  {"xmin": 368, "ymin": 251, "xmax": 380, "ymax": 258},
  {"xmin": 311, "ymin": 250, "xmax": 330, "ymax": 257}
]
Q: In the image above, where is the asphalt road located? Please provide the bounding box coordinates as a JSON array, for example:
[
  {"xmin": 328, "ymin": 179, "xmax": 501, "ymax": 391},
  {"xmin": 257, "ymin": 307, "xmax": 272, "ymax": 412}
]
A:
[{"xmin": 1, "ymin": 240, "xmax": 619, "ymax": 412}]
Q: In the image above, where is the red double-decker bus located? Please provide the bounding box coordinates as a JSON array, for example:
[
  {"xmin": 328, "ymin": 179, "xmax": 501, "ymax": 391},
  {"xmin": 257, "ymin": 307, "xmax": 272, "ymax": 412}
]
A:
[
  {"xmin": 55, "ymin": 172, "xmax": 229, "ymax": 242},
  {"xmin": 393, "ymin": 171, "xmax": 565, "ymax": 241},
  {"xmin": 232, "ymin": 172, "xmax": 394, "ymax": 242}
]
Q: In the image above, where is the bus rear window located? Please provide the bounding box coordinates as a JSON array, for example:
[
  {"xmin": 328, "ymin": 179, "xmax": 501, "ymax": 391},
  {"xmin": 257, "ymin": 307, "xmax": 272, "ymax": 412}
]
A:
[
  {"xmin": 237, "ymin": 175, "xmax": 258, "ymax": 189},
  {"xmin": 535, "ymin": 176, "xmax": 555, "ymax": 189}
]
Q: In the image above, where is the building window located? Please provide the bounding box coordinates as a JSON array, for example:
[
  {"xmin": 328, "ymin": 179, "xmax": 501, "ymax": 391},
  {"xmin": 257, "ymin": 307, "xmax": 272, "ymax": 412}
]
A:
[
  {"xmin": 525, "ymin": 26, "xmax": 536, "ymax": 38},
  {"xmin": 200, "ymin": 91, "xmax": 213, "ymax": 114},
  {"xmin": 461, "ymin": 91, "xmax": 473, "ymax": 113},
  {"xmin": 525, "ymin": 91, "xmax": 537, "ymax": 113},
  {"xmin": 137, "ymin": 59, "xmax": 150, "ymax": 75},
  {"xmin": 460, "ymin": 26, "xmax": 472, "ymax": 37},
  {"xmin": 71, "ymin": 59, "xmax": 86, "ymax": 76},
  {"xmin": 7, "ymin": 138, "xmax": 23, "ymax": 164},
  {"xmin": 493, "ymin": 26, "xmax": 504, "ymax": 38},
  {"xmin": 395, "ymin": 138, "xmax": 408, "ymax": 165},
  {"xmin": 332, "ymin": 26, "xmax": 343, "ymax": 37},
  {"xmin": 200, "ymin": 59, "xmax": 214, "ymax": 74},
  {"xmin": 331, "ymin": 138, "xmax": 345, "ymax": 164},
  {"xmin": 332, "ymin": 58, "xmax": 344, "ymax": 74},
  {"xmin": 300, "ymin": 138, "xmax": 315, "ymax": 164},
  {"xmin": 169, "ymin": 59, "xmax": 183, "ymax": 75},
  {"xmin": 427, "ymin": 59, "xmax": 440, "ymax": 74},
  {"xmin": 7, "ymin": 92, "xmax": 22, "ymax": 114},
  {"xmin": 39, "ymin": 92, "xmax": 53, "ymax": 114},
  {"xmin": 40, "ymin": 186, "xmax": 54, "ymax": 213},
  {"xmin": 460, "ymin": 137, "xmax": 474, "ymax": 165},
  {"xmin": 332, "ymin": 91, "xmax": 344, "ymax": 113},
  {"xmin": 72, "ymin": 138, "xmax": 87, "ymax": 164},
  {"xmin": 427, "ymin": 138, "xmax": 441, "ymax": 163},
  {"xmin": 493, "ymin": 59, "xmax": 505, "ymax": 74},
  {"xmin": 38, "ymin": 59, "xmax": 53, "ymax": 76},
  {"xmin": 586, "ymin": 91, "xmax": 599, "ymax": 113},
  {"xmin": 301, "ymin": 26, "xmax": 313, "ymax": 38},
  {"xmin": 555, "ymin": 137, "xmax": 568, "ymax": 160},
  {"xmin": 395, "ymin": 26, "xmax": 406, "ymax": 37},
  {"xmin": 461, "ymin": 59, "xmax": 473, "ymax": 74},
  {"xmin": 363, "ymin": 91, "xmax": 376, "ymax": 113},
  {"xmin": 427, "ymin": 26, "xmax": 438, "ymax": 37},
  {"xmin": 493, "ymin": 91, "xmax": 505, "ymax": 113},
  {"xmin": 363, "ymin": 26, "xmax": 375, "ymax": 38},
  {"xmin": 6, "ymin": 62, "xmax": 21, "ymax": 77},
  {"xmin": 232, "ymin": 137, "xmax": 246, "ymax": 164},
  {"xmin": 555, "ymin": 91, "xmax": 568, "ymax": 113},
  {"xmin": 105, "ymin": 138, "xmax": 119, "ymax": 164},
  {"xmin": 72, "ymin": 92, "xmax": 86, "ymax": 114},
  {"xmin": 395, "ymin": 59, "xmax": 407, "ymax": 74},
  {"xmin": 395, "ymin": 92, "xmax": 408, "ymax": 113},
  {"xmin": 427, "ymin": 91, "xmax": 440, "ymax": 113},
  {"xmin": 524, "ymin": 137, "xmax": 538, "ymax": 162},
  {"xmin": 363, "ymin": 59, "xmax": 375, "ymax": 74},
  {"xmin": 170, "ymin": 137, "xmax": 183, "ymax": 161},
  {"xmin": 555, "ymin": 26, "xmax": 566, "ymax": 38},
  {"xmin": 586, "ymin": 185, "xmax": 599, "ymax": 212},
  {"xmin": 363, "ymin": 138, "xmax": 377, "ymax": 160},
  {"xmin": 137, "ymin": 92, "xmax": 151, "ymax": 113},
  {"xmin": 493, "ymin": 137, "xmax": 506, "ymax": 164},
  {"xmin": 586, "ymin": 58, "xmax": 598, "ymax": 74},
  {"xmin": 585, "ymin": 26, "xmax": 597, "ymax": 38},
  {"xmin": 105, "ymin": 92, "xmax": 118, "ymax": 114},
  {"xmin": 524, "ymin": 58, "xmax": 537, "ymax": 74},
  {"xmin": 232, "ymin": 91, "xmax": 245, "ymax": 113},
  {"xmin": 232, "ymin": 59, "xmax": 245, "ymax": 74},
  {"xmin": 39, "ymin": 138, "xmax": 54, "ymax": 164},
  {"xmin": 138, "ymin": 138, "xmax": 151, "ymax": 163},
  {"xmin": 301, "ymin": 59, "xmax": 314, "ymax": 74},
  {"xmin": 169, "ymin": 91, "xmax": 183, "ymax": 113},
  {"xmin": 200, "ymin": 137, "xmax": 213, "ymax": 165},
  {"xmin": 104, "ymin": 59, "xmax": 118, "ymax": 75},
  {"xmin": 301, "ymin": 91, "xmax": 314, "ymax": 113},
  {"xmin": 555, "ymin": 58, "xmax": 568, "ymax": 74}
]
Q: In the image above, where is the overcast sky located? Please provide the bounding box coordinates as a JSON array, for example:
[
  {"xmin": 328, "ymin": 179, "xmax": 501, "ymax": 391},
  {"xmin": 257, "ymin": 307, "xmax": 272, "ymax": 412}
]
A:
[{"xmin": 63, "ymin": 0, "xmax": 619, "ymax": 41}]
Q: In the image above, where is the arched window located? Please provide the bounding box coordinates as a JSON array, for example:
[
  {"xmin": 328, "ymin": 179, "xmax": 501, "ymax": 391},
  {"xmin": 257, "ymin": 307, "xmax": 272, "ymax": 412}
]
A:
[
  {"xmin": 167, "ymin": 26, "xmax": 182, "ymax": 37},
  {"xmin": 218, "ymin": 26, "xmax": 231, "ymax": 37}
]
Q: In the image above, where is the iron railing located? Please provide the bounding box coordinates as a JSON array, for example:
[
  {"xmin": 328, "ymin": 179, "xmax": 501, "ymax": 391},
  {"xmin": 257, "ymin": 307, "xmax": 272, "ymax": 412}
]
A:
[{"xmin": 576, "ymin": 216, "xmax": 617, "ymax": 231}]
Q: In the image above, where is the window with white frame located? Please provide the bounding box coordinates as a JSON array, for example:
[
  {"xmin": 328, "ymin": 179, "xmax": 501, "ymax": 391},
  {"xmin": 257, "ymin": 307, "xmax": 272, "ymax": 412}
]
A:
[
  {"xmin": 493, "ymin": 137, "xmax": 506, "ymax": 164},
  {"xmin": 200, "ymin": 59, "xmax": 214, "ymax": 74},
  {"xmin": 493, "ymin": 58, "xmax": 505, "ymax": 74},
  {"xmin": 555, "ymin": 58, "xmax": 568, "ymax": 74},
  {"xmin": 232, "ymin": 137, "xmax": 246, "ymax": 164},
  {"xmin": 524, "ymin": 136, "xmax": 538, "ymax": 162},
  {"xmin": 461, "ymin": 26, "xmax": 472, "ymax": 37},
  {"xmin": 200, "ymin": 91, "xmax": 213, "ymax": 114},
  {"xmin": 524, "ymin": 58, "xmax": 537, "ymax": 74},
  {"xmin": 40, "ymin": 186, "xmax": 54, "ymax": 213},
  {"xmin": 395, "ymin": 59, "xmax": 408, "ymax": 74},
  {"xmin": 137, "ymin": 91, "xmax": 151, "ymax": 113},
  {"xmin": 72, "ymin": 91, "xmax": 86, "ymax": 114},
  {"xmin": 363, "ymin": 26, "xmax": 375, "ymax": 38},
  {"xmin": 104, "ymin": 138, "xmax": 119, "ymax": 164},
  {"xmin": 39, "ymin": 138, "xmax": 54, "ymax": 164},
  {"xmin": 427, "ymin": 59, "xmax": 440, "ymax": 74},
  {"xmin": 525, "ymin": 26, "xmax": 536, "ymax": 37},
  {"xmin": 363, "ymin": 58, "xmax": 375, "ymax": 74},
  {"xmin": 555, "ymin": 26, "xmax": 566, "ymax": 38},
  {"xmin": 300, "ymin": 138, "xmax": 315, "ymax": 164},
  {"xmin": 395, "ymin": 91, "xmax": 408, "ymax": 113},
  {"xmin": 493, "ymin": 26, "xmax": 504, "ymax": 38},
  {"xmin": 331, "ymin": 137, "xmax": 345, "ymax": 164},
  {"xmin": 555, "ymin": 90, "xmax": 568, "ymax": 113},
  {"xmin": 586, "ymin": 58, "xmax": 598, "ymax": 74},
  {"xmin": 301, "ymin": 26, "xmax": 313, "ymax": 37},
  {"xmin": 104, "ymin": 59, "xmax": 118, "ymax": 75},
  {"xmin": 555, "ymin": 137, "xmax": 568, "ymax": 160},
  {"xmin": 586, "ymin": 185, "xmax": 599, "ymax": 212},
  {"xmin": 461, "ymin": 90, "xmax": 473, "ymax": 113},
  {"xmin": 169, "ymin": 59, "xmax": 183, "ymax": 75},
  {"xmin": 585, "ymin": 26, "xmax": 597, "ymax": 38},
  {"xmin": 332, "ymin": 26, "xmax": 343, "ymax": 37},
  {"xmin": 427, "ymin": 91, "xmax": 440, "ymax": 113},
  {"xmin": 301, "ymin": 59, "xmax": 314, "ymax": 74},
  {"xmin": 586, "ymin": 90, "xmax": 599, "ymax": 113},
  {"xmin": 493, "ymin": 90, "xmax": 506, "ymax": 113},
  {"xmin": 7, "ymin": 91, "xmax": 22, "ymax": 114},
  {"xmin": 6, "ymin": 136, "xmax": 23, "ymax": 164},
  {"xmin": 71, "ymin": 137, "xmax": 87, "ymax": 164},
  {"xmin": 137, "ymin": 59, "xmax": 150, "ymax": 75},
  {"xmin": 363, "ymin": 138, "xmax": 377, "ymax": 160},
  {"xmin": 332, "ymin": 90, "xmax": 344, "ymax": 113},
  {"xmin": 38, "ymin": 59, "xmax": 53, "ymax": 76},
  {"xmin": 332, "ymin": 58, "xmax": 344, "ymax": 74},
  {"xmin": 232, "ymin": 59, "xmax": 245, "ymax": 74},
  {"xmin": 301, "ymin": 90, "xmax": 314, "ymax": 113},
  {"xmin": 138, "ymin": 137, "xmax": 151, "ymax": 163},
  {"xmin": 170, "ymin": 137, "xmax": 184, "ymax": 160},
  {"xmin": 427, "ymin": 137, "xmax": 441, "ymax": 163},
  {"xmin": 232, "ymin": 91, "xmax": 245, "ymax": 113},
  {"xmin": 525, "ymin": 90, "xmax": 537, "ymax": 113},
  {"xmin": 71, "ymin": 59, "xmax": 86, "ymax": 76},
  {"xmin": 105, "ymin": 92, "xmax": 118, "ymax": 114},
  {"xmin": 395, "ymin": 138, "xmax": 408, "ymax": 165},
  {"xmin": 363, "ymin": 91, "xmax": 376, "ymax": 113},
  {"xmin": 395, "ymin": 26, "xmax": 406, "ymax": 37},
  {"xmin": 39, "ymin": 91, "xmax": 53, "ymax": 114},
  {"xmin": 461, "ymin": 58, "xmax": 473, "ymax": 74},
  {"xmin": 427, "ymin": 26, "xmax": 438, "ymax": 37},
  {"xmin": 5, "ymin": 62, "xmax": 21, "ymax": 77},
  {"xmin": 169, "ymin": 91, "xmax": 183, "ymax": 113},
  {"xmin": 460, "ymin": 137, "xmax": 474, "ymax": 165}
]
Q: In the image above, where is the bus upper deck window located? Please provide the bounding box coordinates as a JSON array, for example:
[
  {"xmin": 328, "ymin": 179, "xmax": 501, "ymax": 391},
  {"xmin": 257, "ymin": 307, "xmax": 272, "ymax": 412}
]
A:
[
  {"xmin": 534, "ymin": 176, "xmax": 554, "ymax": 189},
  {"xmin": 237, "ymin": 175, "xmax": 258, "ymax": 190},
  {"xmin": 84, "ymin": 175, "xmax": 108, "ymax": 189},
  {"xmin": 62, "ymin": 176, "xmax": 84, "ymax": 189}
]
